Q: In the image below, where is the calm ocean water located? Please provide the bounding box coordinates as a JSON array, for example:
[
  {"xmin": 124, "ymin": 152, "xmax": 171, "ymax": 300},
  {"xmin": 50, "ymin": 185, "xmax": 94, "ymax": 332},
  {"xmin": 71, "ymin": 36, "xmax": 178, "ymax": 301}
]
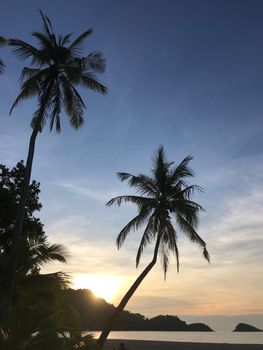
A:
[{"xmin": 86, "ymin": 331, "xmax": 263, "ymax": 344}]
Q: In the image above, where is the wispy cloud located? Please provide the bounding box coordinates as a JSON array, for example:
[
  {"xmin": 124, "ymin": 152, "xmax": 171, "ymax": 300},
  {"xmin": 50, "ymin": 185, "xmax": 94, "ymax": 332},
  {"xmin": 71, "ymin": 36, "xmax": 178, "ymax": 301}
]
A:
[
  {"xmin": 57, "ymin": 181, "xmax": 109, "ymax": 202},
  {"xmin": 50, "ymin": 180, "xmax": 128, "ymax": 203}
]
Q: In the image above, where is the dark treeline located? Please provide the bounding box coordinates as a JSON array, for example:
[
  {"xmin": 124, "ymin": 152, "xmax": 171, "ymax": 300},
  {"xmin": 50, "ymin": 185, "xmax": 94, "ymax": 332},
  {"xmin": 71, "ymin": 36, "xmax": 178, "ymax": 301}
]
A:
[{"xmin": 65, "ymin": 289, "xmax": 213, "ymax": 332}]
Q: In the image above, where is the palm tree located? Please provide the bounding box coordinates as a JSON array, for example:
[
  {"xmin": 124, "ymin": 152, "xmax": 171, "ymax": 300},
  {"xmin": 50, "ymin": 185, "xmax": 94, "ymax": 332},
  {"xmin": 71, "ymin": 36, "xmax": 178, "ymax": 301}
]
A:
[
  {"xmin": 97, "ymin": 146, "xmax": 210, "ymax": 347},
  {"xmin": 6, "ymin": 11, "xmax": 107, "ymax": 308},
  {"xmin": 0, "ymin": 36, "xmax": 6, "ymax": 74}
]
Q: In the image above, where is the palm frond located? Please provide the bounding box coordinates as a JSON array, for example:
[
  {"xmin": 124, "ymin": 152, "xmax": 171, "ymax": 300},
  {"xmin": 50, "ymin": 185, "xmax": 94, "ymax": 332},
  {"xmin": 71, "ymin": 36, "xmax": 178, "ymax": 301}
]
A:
[
  {"xmin": 61, "ymin": 75, "xmax": 74, "ymax": 113},
  {"xmin": 203, "ymin": 246, "xmax": 210, "ymax": 262},
  {"xmin": 116, "ymin": 205, "xmax": 153, "ymax": 249},
  {"xmin": 21, "ymin": 271, "xmax": 71, "ymax": 290},
  {"xmin": 117, "ymin": 172, "xmax": 133, "ymax": 182},
  {"xmin": 19, "ymin": 67, "xmax": 42, "ymax": 82},
  {"xmin": 153, "ymin": 146, "xmax": 173, "ymax": 192},
  {"xmin": 30, "ymin": 77, "xmax": 55, "ymax": 130},
  {"xmin": 160, "ymin": 240, "xmax": 170, "ymax": 280},
  {"xmin": 165, "ymin": 220, "xmax": 180, "ymax": 272},
  {"xmin": 71, "ymin": 85, "xmax": 86, "ymax": 109},
  {"xmin": 176, "ymin": 213, "xmax": 210, "ymax": 262},
  {"xmin": 10, "ymin": 68, "xmax": 51, "ymax": 115},
  {"xmin": 58, "ymin": 76, "xmax": 83, "ymax": 129},
  {"xmin": 62, "ymin": 63, "xmax": 83, "ymax": 83},
  {"xmin": 30, "ymin": 103, "xmax": 49, "ymax": 131},
  {"xmin": 173, "ymin": 198, "xmax": 205, "ymax": 213},
  {"xmin": 69, "ymin": 113, "xmax": 84, "ymax": 129},
  {"xmin": 39, "ymin": 10, "xmax": 56, "ymax": 46},
  {"xmin": 82, "ymin": 51, "xmax": 106, "ymax": 73},
  {"xmin": 67, "ymin": 91, "xmax": 86, "ymax": 131},
  {"xmin": 0, "ymin": 59, "xmax": 4, "ymax": 74},
  {"xmin": 31, "ymin": 31, "xmax": 53, "ymax": 51},
  {"xmin": 177, "ymin": 184, "xmax": 204, "ymax": 199},
  {"xmin": 176, "ymin": 212, "xmax": 201, "ymax": 241},
  {"xmin": 117, "ymin": 173, "xmax": 157, "ymax": 196},
  {"xmin": 17, "ymin": 234, "xmax": 68, "ymax": 276},
  {"xmin": 0, "ymin": 36, "xmax": 6, "ymax": 46},
  {"xmin": 80, "ymin": 72, "xmax": 107, "ymax": 94},
  {"xmin": 169, "ymin": 155, "xmax": 194, "ymax": 184},
  {"xmin": 10, "ymin": 81, "xmax": 40, "ymax": 115},
  {"xmin": 30, "ymin": 85, "xmax": 52, "ymax": 132},
  {"xmin": 136, "ymin": 214, "xmax": 156, "ymax": 267},
  {"xmin": 59, "ymin": 33, "xmax": 73, "ymax": 46},
  {"xmin": 68, "ymin": 95, "xmax": 85, "ymax": 129},
  {"xmin": 130, "ymin": 175, "xmax": 157, "ymax": 196},
  {"xmin": 34, "ymin": 243, "xmax": 68, "ymax": 264},
  {"xmin": 171, "ymin": 198, "xmax": 204, "ymax": 228},
  {"xmin": 50, "ymin": 83, "xmax": 62, "ymax": 132},
  {"xmin": 60, "ymin": 75, "xmax": 85, "ymax": 129},
  {"xmin": 107, "ymin": 195, "xmax": 156, "ymax": 210},
  {"xmin": 8, "ymin": 39, "xmax": 46, "ymax": 66},
  {"xmin": 69, "ymin": 28, "xmax": 93, "ymax": 50}
]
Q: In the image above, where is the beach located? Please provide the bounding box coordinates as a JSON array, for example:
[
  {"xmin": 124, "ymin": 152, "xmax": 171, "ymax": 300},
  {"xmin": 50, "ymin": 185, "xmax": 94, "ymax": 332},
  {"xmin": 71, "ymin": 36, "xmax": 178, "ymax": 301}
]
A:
[{"xmin": 104, "ymin": 339, "xmax": 263, "ymax": 350}]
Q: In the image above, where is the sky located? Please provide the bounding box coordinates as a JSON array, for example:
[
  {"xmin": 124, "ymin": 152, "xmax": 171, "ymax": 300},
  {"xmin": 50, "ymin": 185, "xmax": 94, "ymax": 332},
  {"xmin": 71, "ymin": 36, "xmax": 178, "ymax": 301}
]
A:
[{"xmin": 0, "ymin": 0, "xmax": 263, "ymax": 331}]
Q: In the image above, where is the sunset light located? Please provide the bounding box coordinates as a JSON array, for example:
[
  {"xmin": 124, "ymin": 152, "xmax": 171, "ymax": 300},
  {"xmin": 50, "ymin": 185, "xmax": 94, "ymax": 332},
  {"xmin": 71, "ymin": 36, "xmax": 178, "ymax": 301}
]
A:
[
  {"xmin": 1, "ymin": 1, "xmax": 263, "ymax": 347},
  {"xmin": 73, "ymin": 274, "xmax": 121, "ymax": 302}
]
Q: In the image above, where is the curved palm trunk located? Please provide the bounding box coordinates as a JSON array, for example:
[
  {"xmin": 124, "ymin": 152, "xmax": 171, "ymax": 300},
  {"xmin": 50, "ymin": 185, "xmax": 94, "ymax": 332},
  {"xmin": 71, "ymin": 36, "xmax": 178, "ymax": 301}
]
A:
[
  {"xmin": 4, "ymin": 126, "xmax": 39, "ymax": 320},
  {"xmin": 97, "ymin": 234, "xmax": 162, "ymax": 348},
  {"xmin": 3, "ymin": 80, "xmax": 54, "ymax": 327}
]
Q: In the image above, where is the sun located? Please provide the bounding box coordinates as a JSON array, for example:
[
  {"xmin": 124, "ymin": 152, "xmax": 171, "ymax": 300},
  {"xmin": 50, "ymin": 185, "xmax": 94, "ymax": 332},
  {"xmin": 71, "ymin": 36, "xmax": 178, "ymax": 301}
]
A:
[{"xmin": 73, "ymin": 274, "xmax": 121, "ymax": 302}]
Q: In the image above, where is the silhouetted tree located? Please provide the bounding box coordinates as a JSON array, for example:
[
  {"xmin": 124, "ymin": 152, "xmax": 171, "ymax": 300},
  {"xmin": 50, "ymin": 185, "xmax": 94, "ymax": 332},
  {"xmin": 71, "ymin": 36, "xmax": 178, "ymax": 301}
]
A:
[
  {"xmin": 0, "ymin": 162, "xmax": 98, "ymax": 350},
  {"xmin": 0, "ymin": 36, "xmax": 6, "ymax": 74},
  {"xmin": 7, "ymin": 10, "xmax": 107, "ymax": 314},
  {"xmin": 97, "ymin": 146, "xmax": 210, "ymax": 347},
  {"xmin": 0, "ymin": 161, "xmax": 66, "ymax": 320}
]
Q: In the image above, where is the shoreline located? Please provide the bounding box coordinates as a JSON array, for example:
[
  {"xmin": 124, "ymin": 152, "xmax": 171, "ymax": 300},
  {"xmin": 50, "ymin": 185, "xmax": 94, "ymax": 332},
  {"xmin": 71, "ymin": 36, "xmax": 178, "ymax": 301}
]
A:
[{"xmin": 104, "ymin": 339, "xmax": 263, "ymax": 350}]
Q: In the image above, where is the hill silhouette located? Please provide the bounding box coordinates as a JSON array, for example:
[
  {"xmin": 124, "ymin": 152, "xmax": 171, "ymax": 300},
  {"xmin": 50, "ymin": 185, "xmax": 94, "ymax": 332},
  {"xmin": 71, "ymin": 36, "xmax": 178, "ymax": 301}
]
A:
[
  {"xmin": 233, "ymin": 323, "xmax": 262, "ymax": 332},
  {"xmin": 65, "ymin": 289, "xmax": 213, "ymax": 331}
]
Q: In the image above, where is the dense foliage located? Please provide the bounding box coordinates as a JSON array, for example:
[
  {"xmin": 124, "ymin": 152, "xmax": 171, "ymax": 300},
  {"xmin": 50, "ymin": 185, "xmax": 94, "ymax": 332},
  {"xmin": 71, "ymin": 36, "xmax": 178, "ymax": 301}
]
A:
[
  {"xmin": 0, "ymin": 162, "xmax": 97, "ymax": 349},
  {"xmin": 0, "ymin": 161, "xmax": 66, "ymax": 280}
]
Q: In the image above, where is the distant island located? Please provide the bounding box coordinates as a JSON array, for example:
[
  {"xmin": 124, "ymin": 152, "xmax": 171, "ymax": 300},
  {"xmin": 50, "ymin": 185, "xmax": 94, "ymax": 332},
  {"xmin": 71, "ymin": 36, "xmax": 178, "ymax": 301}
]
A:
[
  {"xmin": 66, "ymin": 289, "xmax": 213, "ymax": 331},
  {"xmin": 233, "ymin": 323, "xmax": 263, "ymax": 332}
]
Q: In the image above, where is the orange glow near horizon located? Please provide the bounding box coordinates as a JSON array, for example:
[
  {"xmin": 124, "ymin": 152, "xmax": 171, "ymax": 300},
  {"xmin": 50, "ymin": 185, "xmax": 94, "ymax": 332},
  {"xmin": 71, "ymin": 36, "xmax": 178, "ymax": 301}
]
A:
[{"xmin": 72, "ymin": 274, "xmax": 121, "ymax": 302}]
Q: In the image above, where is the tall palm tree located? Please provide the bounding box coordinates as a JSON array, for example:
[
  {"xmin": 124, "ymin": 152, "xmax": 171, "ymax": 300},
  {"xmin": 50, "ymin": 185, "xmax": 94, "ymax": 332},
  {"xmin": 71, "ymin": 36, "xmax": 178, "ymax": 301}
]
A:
[
  {"xmin": 0, "ymin": 36, "xmax": 6, "ymax": 74},
  {"xmin": 97, "ymin": 146, "xmax": 210, "ymax": 347},
  {"xmin": 7, "ymin": 11, "xmax": 107, "ymax": 308}
]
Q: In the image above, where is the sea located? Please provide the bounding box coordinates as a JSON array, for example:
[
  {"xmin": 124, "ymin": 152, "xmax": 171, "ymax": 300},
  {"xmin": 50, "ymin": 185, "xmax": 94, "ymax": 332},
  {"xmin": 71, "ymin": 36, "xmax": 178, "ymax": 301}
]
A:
[{"xmin": 86, "ymin": 331, "xmax": 263, "ymax": 345}]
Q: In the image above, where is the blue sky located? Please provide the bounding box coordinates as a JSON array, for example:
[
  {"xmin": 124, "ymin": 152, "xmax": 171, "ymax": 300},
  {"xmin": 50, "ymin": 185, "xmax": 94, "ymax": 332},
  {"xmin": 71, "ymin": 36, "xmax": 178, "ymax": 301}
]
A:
[{"xmin": 1, "ymin": 0, "xmax": 263, "ymax": 330}]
